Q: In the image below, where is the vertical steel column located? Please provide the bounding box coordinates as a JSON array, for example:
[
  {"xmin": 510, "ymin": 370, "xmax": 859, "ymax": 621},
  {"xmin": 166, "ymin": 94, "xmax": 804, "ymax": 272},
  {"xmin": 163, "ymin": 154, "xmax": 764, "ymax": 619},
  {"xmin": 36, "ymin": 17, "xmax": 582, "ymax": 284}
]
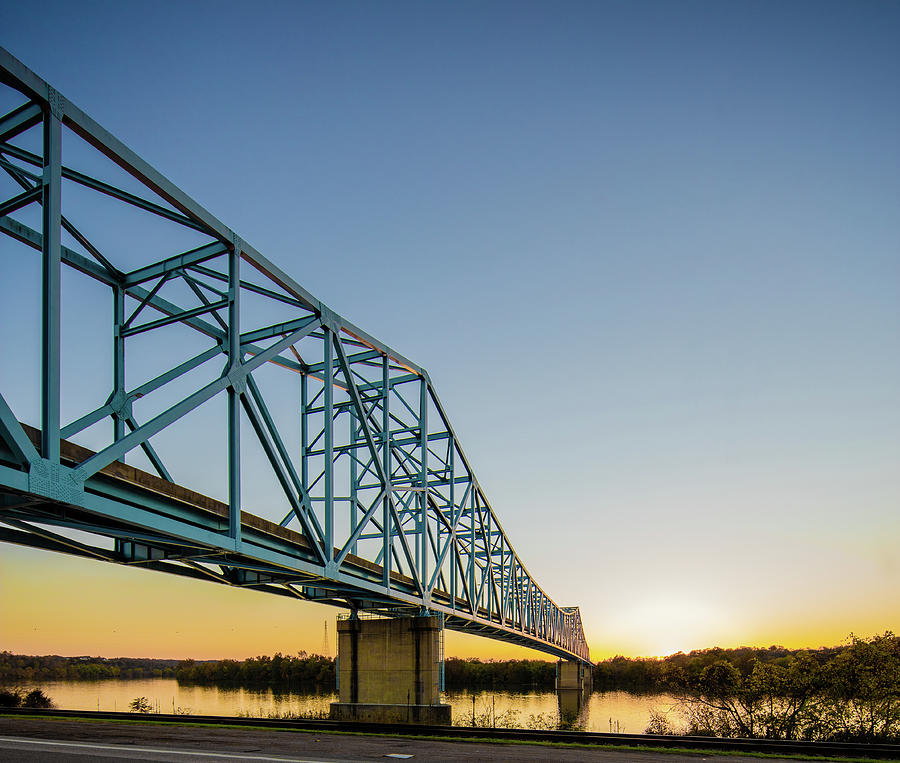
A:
[
  {"xmin": 227, "ymin": 243, "xmax": 241, "ymax": 542},
  {"xmin": 40, "ymin": 97, "xmax": 62, "ymax": 463},
  {"xmin": 323, "ymin": 329, "xmax": 334, "ymax": 560},
  {"xmin": 524, "ymin": 578, "xmax": 531, "ymax": 633},
  {"xmin": 349, "ymin": 408, "xmax": 358, "ymax": 556},
  {"xmin": 111, "ymin": 284, "xmax": 125, "ymax": 559},
  {"xmin": 519, "ymin": 573, "xmax": 526, "ymax": 631},
  {"xmin": 381, "ymin": 353, "xmax": 391, "ymax": 588},
  {"xmin": 468, "ymin": 490, "xmax": 476, "ymax": 612},
  {"xmin": 418, "ymin": 378, "xmax": 428, "ymax": 591},
  {"xmin": 500, "ymin": 540, "xmax": 506, "ymax": 624},
  {"xmin": 112, "ymin": 285, "xmax": 125, "ymax": 443},
  {"xmin": 485, "ymin": 512, "xmax": 493, "ymax": 618},
  {"xmin": 527, "ymin": 579, "xmax": 533, "ymax": 634},
  {"xmin": 448, "ymin": 436, "xmax": 455, "ymax": 609},
  {"xmin": 300, "ymin": 372, "xmax": 308, "ymax": 488}
]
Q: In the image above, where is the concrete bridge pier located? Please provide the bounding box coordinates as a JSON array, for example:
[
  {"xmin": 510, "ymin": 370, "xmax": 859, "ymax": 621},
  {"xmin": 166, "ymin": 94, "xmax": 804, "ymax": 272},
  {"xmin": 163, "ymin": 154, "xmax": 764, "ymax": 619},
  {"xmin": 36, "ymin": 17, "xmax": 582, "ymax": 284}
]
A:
[
  {"xmin": 329, "ymin": 614, "xmax": 451, "ymax": 725},
  {"xmin": 557, "ymin": 660, "xmax": 593, "ymax": 727},
  {"xmin": 557, "ymin": 659, "xmax": 593, "ymax": 693}
]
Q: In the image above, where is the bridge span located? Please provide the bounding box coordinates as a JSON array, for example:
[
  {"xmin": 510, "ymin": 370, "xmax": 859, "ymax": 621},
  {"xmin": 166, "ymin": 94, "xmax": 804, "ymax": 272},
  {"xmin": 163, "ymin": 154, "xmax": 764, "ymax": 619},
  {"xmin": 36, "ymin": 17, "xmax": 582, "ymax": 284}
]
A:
[{"xmin": 0, "ymin": 46, "xmax": 590, "ymax": 684}]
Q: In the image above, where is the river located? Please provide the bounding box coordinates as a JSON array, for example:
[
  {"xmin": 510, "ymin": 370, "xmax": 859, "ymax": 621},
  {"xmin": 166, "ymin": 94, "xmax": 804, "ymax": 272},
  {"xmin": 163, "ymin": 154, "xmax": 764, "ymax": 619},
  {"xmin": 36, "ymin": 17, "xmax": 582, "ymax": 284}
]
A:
[{"xmin": 14, "ymin": 678, "xmax": 680, "ymax": 733}]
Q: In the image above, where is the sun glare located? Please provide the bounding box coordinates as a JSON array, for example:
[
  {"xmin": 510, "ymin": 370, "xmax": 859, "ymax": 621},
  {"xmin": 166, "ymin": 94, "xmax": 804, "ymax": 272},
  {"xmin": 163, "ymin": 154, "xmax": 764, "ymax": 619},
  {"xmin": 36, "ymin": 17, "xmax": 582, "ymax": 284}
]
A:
[{"xmin": 609, "ymin": 596, "xmax": 732, "ymax": 657}]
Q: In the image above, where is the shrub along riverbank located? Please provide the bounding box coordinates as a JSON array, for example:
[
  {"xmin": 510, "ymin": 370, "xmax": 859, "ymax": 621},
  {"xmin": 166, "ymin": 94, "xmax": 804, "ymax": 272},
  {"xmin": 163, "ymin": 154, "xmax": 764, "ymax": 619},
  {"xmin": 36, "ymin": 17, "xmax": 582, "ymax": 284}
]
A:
[{"xmin": 650, "ymin": 632, "xmax": 899, "ymax": 743}]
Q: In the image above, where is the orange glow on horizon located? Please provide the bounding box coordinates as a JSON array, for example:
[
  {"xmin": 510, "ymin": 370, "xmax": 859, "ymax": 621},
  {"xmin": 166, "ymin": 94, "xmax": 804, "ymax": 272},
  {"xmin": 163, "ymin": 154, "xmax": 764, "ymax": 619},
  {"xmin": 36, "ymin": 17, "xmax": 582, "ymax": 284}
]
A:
[{"xmin": 1, "ymin": 545, "xmax": 896, "ymax": 662}]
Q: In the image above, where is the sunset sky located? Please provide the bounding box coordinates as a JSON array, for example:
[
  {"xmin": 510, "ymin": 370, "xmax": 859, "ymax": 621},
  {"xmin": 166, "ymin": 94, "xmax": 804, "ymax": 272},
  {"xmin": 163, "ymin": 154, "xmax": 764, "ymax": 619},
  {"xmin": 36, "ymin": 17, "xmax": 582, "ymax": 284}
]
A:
[{"xmin": 1, "ymin": 1, "xmax": 897, "ymax": 662}]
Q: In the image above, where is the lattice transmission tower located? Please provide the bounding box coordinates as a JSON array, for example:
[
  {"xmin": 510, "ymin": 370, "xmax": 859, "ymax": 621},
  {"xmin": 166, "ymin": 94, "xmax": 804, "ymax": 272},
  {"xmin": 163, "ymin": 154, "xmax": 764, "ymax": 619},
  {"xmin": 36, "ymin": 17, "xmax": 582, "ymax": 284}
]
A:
[{"xmin": 321, "ymin": 620, "xmax": 330, "ymax": 658}]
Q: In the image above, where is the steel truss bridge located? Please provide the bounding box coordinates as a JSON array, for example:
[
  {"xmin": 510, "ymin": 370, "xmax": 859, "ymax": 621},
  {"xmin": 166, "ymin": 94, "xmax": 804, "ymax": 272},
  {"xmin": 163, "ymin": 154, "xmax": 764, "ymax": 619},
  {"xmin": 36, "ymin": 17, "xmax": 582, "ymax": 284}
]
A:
[{"xmin": 0, "ymin": 47, "xmax": 589, "ymax": 663}]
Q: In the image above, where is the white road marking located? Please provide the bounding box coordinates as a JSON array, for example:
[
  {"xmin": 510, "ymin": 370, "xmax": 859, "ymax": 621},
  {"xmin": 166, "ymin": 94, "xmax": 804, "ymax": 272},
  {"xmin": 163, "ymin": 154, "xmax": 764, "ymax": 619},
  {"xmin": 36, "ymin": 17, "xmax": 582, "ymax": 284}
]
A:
[{"xmin": 0, "ymin": 735, "xmax": 348, "ymax": 762}]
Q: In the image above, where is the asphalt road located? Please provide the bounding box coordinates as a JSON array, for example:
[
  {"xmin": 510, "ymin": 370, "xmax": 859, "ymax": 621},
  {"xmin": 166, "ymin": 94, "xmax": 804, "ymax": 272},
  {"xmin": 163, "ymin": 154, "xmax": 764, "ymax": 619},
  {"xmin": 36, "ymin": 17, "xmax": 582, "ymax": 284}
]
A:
[{"xmin": 0, "ymin": 717, "xmax": 819, "ymax": 762}]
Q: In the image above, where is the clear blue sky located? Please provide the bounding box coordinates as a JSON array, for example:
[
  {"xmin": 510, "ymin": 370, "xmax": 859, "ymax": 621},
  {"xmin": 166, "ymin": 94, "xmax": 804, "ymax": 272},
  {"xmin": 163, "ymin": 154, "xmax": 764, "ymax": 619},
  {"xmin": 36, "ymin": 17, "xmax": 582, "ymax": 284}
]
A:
[{"xmin": 0, "ymin": 0, "xmax": 897, "ymax": 658}]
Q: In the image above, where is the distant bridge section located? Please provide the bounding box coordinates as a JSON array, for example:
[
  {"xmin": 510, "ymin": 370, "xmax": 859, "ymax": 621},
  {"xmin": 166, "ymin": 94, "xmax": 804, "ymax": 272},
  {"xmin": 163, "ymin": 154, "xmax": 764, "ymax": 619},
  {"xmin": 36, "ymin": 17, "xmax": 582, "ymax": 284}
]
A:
[{"xmin": 0, "ymin": 47, "xmax": 589, "ymax": 663}]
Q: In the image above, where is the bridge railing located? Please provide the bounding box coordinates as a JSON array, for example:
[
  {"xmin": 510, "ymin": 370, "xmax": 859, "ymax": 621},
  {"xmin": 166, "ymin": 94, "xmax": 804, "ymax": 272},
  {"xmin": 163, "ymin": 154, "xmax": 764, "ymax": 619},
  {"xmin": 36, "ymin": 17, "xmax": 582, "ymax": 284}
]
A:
[{"xmin": 0, "ymin": 47, "xmax": 589, "ymax": 663}]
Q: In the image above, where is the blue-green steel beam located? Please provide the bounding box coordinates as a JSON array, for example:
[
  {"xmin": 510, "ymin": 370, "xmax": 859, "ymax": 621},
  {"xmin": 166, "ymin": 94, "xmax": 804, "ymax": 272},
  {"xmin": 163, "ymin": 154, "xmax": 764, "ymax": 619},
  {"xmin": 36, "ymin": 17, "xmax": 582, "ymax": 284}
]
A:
[
  {"xmin": 61, "ymin": 215, "xmax": 121, "ymax": 278},
  {"xmin": 0, "ymin": 184, "xmax": 41, "ymax": 216},
  {"xmin": 40, "ymin": 103, "xmax": 62, "ymax": 464},
  {"xmin": 0, "ymin": 141, "xmax": 209, "ymax": 233},
  {"xmin": 123, "ymin": 271, "xmax": 173, "ymax": 327},
  {"xmin": 123, "ymin": 242, "xmax": 228, "ymax": 287},
  {"xmin": 227, "ymin": 243, "xmax": 241, "ymax": 542},
  {"xmin": 0, "ymin": 393, "xmax": 40, "ymax": 466},
  {"xmin": 0, "ymin": 101, "xmax": 42, "ymax": 143},
  {"xmin": 188, "ymin": 264, "xmax": 309, "ymax": 311},
  {"xmin": 335, "ymin": 336, "xmax": 422, "ymax": 595},
  {"xmin": 113, "ymin": 284, "xmax": 126, "ymax": 448},
  {"xmin": 0, "ymin": 155, "xmax": 41, "ymax": 183},
  {"xmin": 70, "ymin": 317, "xmax": 319, "ymax": 482},
  {"xmin": 124, "ymin": 415, "xmax": 173, "ymax": 482},
  {"xmin": 240, "ymin": 315, "xmax": 319, "ymax": 346},
  {"xmin": 323, "ymin": 329, "xmax": 334, "ymax": 562},
  {"xmin": 120, "ymin": 297, "xmax": 229, "ymax": 338},
  {"xmin": 0, "ymin": 516, "xmax": 115, "ymax": 562},
  {"xmin": 243, "ymin": 376, "xmax": 328, "ymax": 559},
  {"xmin": 381, "ymin": 354, "xmax": 392, "ymax": 588}
]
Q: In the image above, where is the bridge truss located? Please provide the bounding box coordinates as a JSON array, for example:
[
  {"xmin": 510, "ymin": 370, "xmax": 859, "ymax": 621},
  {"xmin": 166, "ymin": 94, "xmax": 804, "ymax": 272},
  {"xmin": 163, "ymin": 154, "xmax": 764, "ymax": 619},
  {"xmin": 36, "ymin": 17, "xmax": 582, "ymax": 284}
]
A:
[{"xmin": 0, "ymin": 47, "xmax": 589, "ymax": 663}]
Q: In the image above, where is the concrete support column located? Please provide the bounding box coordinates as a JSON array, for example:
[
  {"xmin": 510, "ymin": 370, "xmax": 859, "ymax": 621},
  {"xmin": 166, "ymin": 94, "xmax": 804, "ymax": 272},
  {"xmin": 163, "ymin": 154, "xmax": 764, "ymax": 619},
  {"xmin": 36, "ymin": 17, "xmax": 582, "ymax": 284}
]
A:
[
  {"xmin": 557, "ymin": 659, "xmax": 592, "ymax": 691},
  {"xmin": 557, "ymin": 659, "xmax": 593, "ymax": 727},
  {"xmin": 330, "ymin": 615, "xmax": 451, "ymax": 725}
]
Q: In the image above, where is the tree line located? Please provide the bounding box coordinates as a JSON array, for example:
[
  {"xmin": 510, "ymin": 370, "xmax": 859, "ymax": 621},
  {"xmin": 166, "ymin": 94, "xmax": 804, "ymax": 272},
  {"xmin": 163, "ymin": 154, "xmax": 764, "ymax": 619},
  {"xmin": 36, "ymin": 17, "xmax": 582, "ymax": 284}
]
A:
[
  {"xmin": 649, "ymin": 632, "xmax": 899, "ymax": 742},
  {"xmin": 3, "ymin": 632, "xmax": 897, "ymax": 742},
  {"xmin": 174, "ymin": 652, "xmax": 334, "ymax": 690},
  {"xmin": 0, "ymin": 652, "xmax": 178, "ymax": 682},
  {"xmin": 443, "ymin": 657, "xmax": 556, "ymax": 690},
  {"xmin": 593, "ymin": 642, "xmax": 846, "ymax": 692}
]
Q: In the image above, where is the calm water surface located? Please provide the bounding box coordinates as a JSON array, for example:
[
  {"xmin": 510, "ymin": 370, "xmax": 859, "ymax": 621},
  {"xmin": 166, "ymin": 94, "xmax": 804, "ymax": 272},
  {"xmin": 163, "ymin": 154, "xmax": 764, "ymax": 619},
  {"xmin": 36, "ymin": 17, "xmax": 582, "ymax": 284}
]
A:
[{"xmin": 20, "ymin": 678, "xmax": 679, "ymax": 733}]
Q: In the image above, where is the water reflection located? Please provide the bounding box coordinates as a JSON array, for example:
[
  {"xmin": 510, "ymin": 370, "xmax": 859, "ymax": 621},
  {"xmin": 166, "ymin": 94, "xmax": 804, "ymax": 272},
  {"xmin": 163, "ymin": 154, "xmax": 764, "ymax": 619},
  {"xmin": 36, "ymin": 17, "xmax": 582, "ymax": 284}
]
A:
[
  {"xmin": 18, "ymin": 678, "xmax": 677, "ymax": 733},
  {"xmin": 557, "ymin": 688, "xmax": 590, "ymax": 729}
]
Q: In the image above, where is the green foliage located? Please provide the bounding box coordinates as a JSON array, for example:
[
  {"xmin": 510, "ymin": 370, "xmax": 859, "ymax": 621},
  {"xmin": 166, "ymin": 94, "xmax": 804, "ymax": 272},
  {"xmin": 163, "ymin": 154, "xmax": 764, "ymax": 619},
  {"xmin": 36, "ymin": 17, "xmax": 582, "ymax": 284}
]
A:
[
  {"xmin": 816, "ymin": 632, "xmax": 900, "ymax": 742},
  {"xmin": 593, "ymin": 654, "xmax": 666, "ymax": 692},
  {"xmin": 0, "ymin": 651, "xmax": 177, "ymax": 682},
  {"xmin": 523, "ymin": 712, "xmax": 560, "ymax": 730},
  {"xmin": 0, "ymin": 687, "xmax": 54, "ymax": 708},
  {"xmin": 645, "ymin": 708, "xmax": 676, "ymax": 735},
  {"xmin": 129, "ymin": 696, "xmax": 152, "ymax": 713},
  {"xmin": 660, "ymin": 632, "xmax": 899, "ymax": 743},
  {"xmin": 174, "ymin": 651, "xmax": 335, "ymax": 690},
  {"xmin": 592, "ymin": 642, "xmax": 846, "ymax": 694},
  {"xmin": 22, "ymin": 688, "xmax": 53, "ymax": 708},
  {"xmin": 0, "ymin": 689, "xmax": 22, "ymax": 708},
  {"xmin": 665, "ymin": 657, "xmax": 820, "ymax": 738},
  {"xmin": 235, "ymin": 707, "xmax": 330, "ymax": 720},
  {"xmin": 443, "ymin": 657, "xmax": 556, "ymax": 691},
  {"xmin": 468, "ymin": 701, "xmax": 521, "ymax": 729},
  {"xmin": 181, "ymin": 653, "xmax": 555, "ymax": 696},
  {"xmin": 4, "ymin": 634, "xmax": 896, "ymax": 743}
]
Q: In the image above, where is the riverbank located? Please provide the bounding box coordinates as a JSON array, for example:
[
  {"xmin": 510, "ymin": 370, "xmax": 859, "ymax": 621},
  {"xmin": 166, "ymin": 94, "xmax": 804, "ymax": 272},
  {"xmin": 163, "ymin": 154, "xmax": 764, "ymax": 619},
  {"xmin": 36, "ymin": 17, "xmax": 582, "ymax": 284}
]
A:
[
  {"xmin": 1, "ymin": 711, "xmax": 898, "ymax": 761},
  {"xmin": 0, "ymin": 678, "xmax": 670, "ymax": 733}
]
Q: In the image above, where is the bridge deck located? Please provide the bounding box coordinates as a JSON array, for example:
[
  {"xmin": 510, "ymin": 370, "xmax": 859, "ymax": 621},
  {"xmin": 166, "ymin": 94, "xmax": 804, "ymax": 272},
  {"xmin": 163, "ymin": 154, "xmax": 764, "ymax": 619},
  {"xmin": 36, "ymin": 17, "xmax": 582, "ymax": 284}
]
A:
[
  {"xmin": 8, "ymin": 424, "xmax": 438, "ymax": 597},
  {"xmin": 1, "ymin": 425, "xmax": 582, "ymax": 660}
]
